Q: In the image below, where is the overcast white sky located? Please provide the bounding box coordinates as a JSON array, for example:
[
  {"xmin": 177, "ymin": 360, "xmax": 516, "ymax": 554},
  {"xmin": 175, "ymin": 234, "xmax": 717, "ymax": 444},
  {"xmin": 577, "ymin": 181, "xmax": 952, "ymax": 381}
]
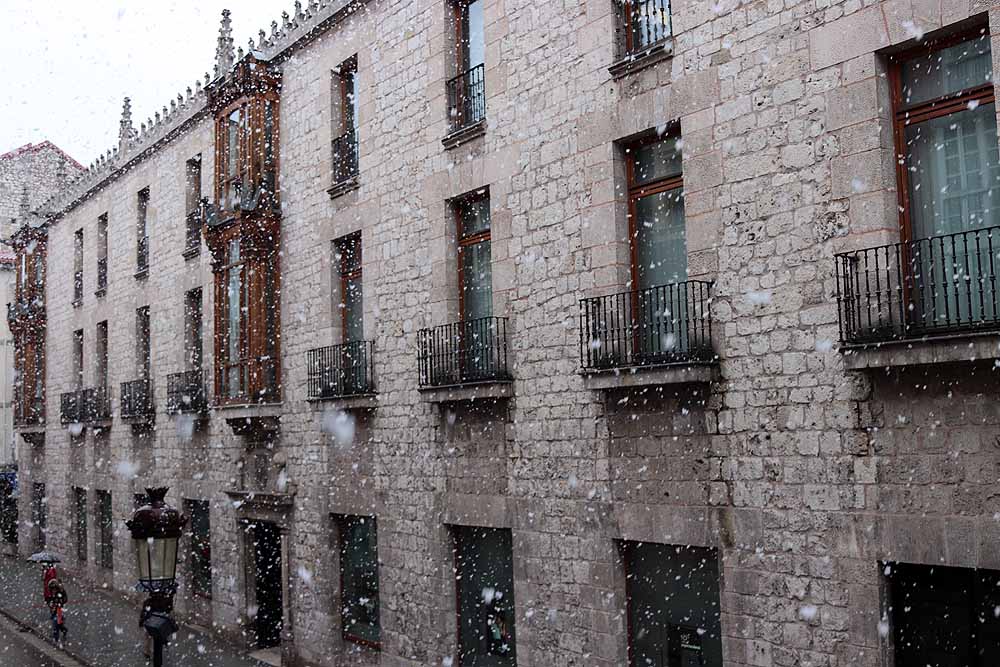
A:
[{"xmin": 0, "ymin": 1, "xmax": 284, "ymax": 165}]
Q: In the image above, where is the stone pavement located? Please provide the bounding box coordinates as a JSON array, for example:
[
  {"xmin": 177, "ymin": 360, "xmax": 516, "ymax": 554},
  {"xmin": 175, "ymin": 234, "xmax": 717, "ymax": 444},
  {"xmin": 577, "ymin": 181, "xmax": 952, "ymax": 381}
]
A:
[{"xmin": 0, "ymin": 556, "xmax": 264, "ymax": 667}]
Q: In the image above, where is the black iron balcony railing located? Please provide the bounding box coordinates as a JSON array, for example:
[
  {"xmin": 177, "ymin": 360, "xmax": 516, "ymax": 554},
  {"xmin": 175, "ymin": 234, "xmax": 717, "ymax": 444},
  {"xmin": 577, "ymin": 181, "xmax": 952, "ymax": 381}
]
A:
[
  {"xmin": 73, "ymin": 270, "xmax": 83, "ymax": 305},
  {"xmin": 60, "ymin": 391, "xmax": 81, "ymax": 424},
  {"xmin": 307, "ymin": 340, "xmax": 375, "ymax": 399},
  {"xmin": 836, "ymin": 226, "xmax": 1000, "ymax": 344},
  {"xmin": 166, "ymin": 370, "xmax": 208, "ymax": 413},
  {"xmin": 13, "ymin": 391, "xmax": 44, "ymax": 426},
  {"xmin": 60, "ymin": 387, "xmax": 111, "ymax": 424},
  {"xmin": 96, "ymin": 257, "xmax": 107, "ymax": 293},
  {"xmin": 83, "ymin": 386, "xmax": 112, "ymax": 422},
  {"xmin": 332, "ymin": 131, "xmax": 360, "ymax": 185},
  {"xmin": 137, "ymin": 236, "xmax": 149, "ymax": 274},
  {"xmin": 120, "ymin": 378, "xmax": 154, "ymax": 419},
  {"xmin": 185, "ymin": 211, "xmax": 201, "ymax": 254},
  {"xmin": 614, "ymin": 0, "xmax": 672, "ymax": 59},
  {"xmin": 417, "ymin": 316, "xmax": 510, "ymax": 387},
  {"xmin": 446, "ymin": 63, "xmax": 486, "ymax": 133},
  {"xmin": 579, "ymin": 280, "xmax": 714, "ymax": 371}
]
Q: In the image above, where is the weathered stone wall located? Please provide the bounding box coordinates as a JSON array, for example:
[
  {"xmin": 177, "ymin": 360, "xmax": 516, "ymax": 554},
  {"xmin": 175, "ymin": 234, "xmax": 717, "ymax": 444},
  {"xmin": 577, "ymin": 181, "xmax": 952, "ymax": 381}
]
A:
[{"xmin": 17, "ymin": 1, "xmax": 1000, "ymax": 666}]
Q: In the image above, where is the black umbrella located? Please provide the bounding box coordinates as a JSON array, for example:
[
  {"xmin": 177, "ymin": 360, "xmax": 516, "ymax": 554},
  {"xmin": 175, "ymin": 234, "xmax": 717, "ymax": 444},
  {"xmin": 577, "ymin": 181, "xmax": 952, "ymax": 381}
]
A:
[{"xmin": 27, "ymin": 550, "xmax": 61, "ymax": 564}]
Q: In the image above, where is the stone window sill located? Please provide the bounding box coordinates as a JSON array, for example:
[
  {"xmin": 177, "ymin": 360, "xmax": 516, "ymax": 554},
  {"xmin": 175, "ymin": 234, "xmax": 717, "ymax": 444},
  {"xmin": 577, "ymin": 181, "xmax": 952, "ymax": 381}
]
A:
[
  {"xmin": 307, "ymin": 392, "xmax": 377, "ymax": 411},
  {"xmin": 580, "ymin": 361, "xmax": 718, "ymax": 390},
  {"xmin": 442, "ymin": 119, "xmax": 487, "ymax": 150},
  {"xmin": 71, "ymin": 299, "xmax": 82, "ymax": 309},
  {"xmin": 182, "ymin": 246, "xmax": 200, "ymax": 261},
  {"xmin": 328, "ymin": 176, "xmax": 360, "ymax": 200},
  {"xmin": 608, "ymin": 40, "xmax": 674, "ymax": 79},
  {"xmin": 134, "ymin": 267, "xmax": 149, "ymax": 281},
  {"xmin": 94, "ymin": 287, "xmax": 106, "ymax": 299},
  {"xmin": 841, "ymin": 332, "xmax": 1000, "ymax": 370},
  {"xmin": 418, "ymin": 380, "xmax": 512, "ymax": 403}
]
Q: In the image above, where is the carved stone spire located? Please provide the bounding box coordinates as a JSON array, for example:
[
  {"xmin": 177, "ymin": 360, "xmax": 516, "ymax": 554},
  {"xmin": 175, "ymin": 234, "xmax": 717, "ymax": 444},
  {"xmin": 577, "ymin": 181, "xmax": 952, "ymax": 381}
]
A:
[
  {"xmin": 118, "ymin": 97, "xmax": 137, "ymax": 152},
  {"xmin": 214, "ymin": 9, "xmax": 235, "ymax": 79}
]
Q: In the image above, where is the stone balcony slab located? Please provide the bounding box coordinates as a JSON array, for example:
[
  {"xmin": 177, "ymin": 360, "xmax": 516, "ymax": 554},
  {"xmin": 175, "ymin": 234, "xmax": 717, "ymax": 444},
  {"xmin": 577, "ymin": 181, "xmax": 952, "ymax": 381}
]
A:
[
  {"xmin": 841, "ymin": 333, "xmax": 1000, "ymax": 370},
  {"xmin": 580, "ymin": 362, "xmax": 719, "ymax": 390}
]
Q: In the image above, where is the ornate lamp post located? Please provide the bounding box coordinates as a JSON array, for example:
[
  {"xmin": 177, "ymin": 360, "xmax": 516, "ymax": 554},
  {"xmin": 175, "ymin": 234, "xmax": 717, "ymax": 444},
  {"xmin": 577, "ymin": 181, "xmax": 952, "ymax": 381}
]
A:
[{"xmin": 126, "ymin": 487, "xmax": 187, "ymax": 667}]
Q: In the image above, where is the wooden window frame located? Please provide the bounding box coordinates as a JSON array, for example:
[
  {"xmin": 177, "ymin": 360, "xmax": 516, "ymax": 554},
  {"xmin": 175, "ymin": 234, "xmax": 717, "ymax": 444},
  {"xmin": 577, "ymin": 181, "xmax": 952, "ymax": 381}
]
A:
[
  {"xmin": 73, "ymin": 228, "xmax": 83, "ymax": 305},
  {"xmin": 136, "ymin": 188, "xmax": 150, "ymax": 274},
  {"xmin": 336, "ymin": 514, "xmax": 380, "ymax": 649},
  {"xmin": 185, "ymin": 288, "xmax": 204, "ymax": 372},
  {"xmin": 335, "ymin": 232, "xmax": 363, "ymax": 342},
  {"xmin": 215, "ymin": 231, "xmax": 248, "ymax": 403},
  {"xmin": 336, "ymin": 57, "xmax": 358, "ymax": 137},
  {"xmin": 136, "ymin": 306, "xmax": 151, "ymax": 380},
  {"xmin": 96, "ymin": 490, "xmax": 113, "ymax": 570},
  {"xmin": 624, "ymin": 130, "xmax": 684, "ymax": 293},
  {"xmin": 74, "ymin": 487, "xmax": 88, "ymax": 563},
  {"xmin": 95, "ymin": 321, "xmax": 108, "ymax": 390},
  {"xmin": 888, "ymin": 26, "xmax": 995, "ymax": 246},
  {"xmin": 454, "ymin": 189, "xmax": 491, "ymax": 322},
  {"xmin": 72, "ymin": 329, "xmax": 84, "ymax": 391},
  {"xmin": 618, "ymin": 0, "xmax": 672, "ymax": 56}
]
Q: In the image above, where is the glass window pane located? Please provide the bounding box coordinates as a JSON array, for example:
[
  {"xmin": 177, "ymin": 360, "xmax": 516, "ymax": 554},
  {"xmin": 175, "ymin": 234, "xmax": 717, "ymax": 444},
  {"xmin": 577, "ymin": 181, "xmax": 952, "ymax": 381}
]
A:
[
  {"xmin": 626, "ymin": 543, "xmax": 723, "ymax": 667},
  {"xmin": 905, "ymin": 102, "xmax": 1000, "ymax": 240},
  {"xmin": 459, "ymin": 196, "xmax": 491, "ymax": 238},
  {"xmin": 467, "ymin": 0, "xmax": 485, "ymax": 69},
  {"xmin": 634, "ymin": 188, "xmax": 686, "ymax": 288},
  {"xmin": 631, "ymin": 136, "xmax": 682, "ymax": 186},
  {"xmin": 901, "ymin": 34, "xmax": 993, "ymax": 106},
  {"xmin": 455, "ymin": 527, "xmax": 516, "ymax": 666},
  {"xmin": 461, "ymin": 240, "xmax": 492, "ymax": 321},
  {"xmin": 344, "ymin": 276, "xmax": 364, "ymax": 342},
  {"xmin": 341, "ymin": 517, "xmax": 379, "ymax": 644}
]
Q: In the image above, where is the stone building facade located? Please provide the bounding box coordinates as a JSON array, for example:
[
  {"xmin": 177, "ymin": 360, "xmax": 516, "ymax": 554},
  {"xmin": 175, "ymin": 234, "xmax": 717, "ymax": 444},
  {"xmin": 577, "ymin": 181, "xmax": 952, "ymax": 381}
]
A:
[{"xmin": 9, "ymin": 1, "xmax": 1000, "ymax": 666}]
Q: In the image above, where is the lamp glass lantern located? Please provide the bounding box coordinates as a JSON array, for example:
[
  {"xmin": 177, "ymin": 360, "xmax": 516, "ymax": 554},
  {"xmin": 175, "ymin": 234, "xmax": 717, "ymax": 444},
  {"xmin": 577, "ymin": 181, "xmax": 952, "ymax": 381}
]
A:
[{"xmin": 126, "ymin": 487, "xmax": 187, "ymax": 595}]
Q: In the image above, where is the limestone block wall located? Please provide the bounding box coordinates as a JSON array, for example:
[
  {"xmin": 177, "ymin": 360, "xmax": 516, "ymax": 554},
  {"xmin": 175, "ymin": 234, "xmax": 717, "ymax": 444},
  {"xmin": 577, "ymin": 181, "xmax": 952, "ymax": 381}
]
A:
[{"xmin": 16, "ymin": 1, "xmax": 1000, "ymax": 666}]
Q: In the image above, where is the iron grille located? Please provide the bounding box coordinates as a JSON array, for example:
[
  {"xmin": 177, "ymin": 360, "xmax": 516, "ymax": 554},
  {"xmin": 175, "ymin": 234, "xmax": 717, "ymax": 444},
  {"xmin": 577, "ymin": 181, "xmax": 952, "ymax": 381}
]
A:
[
  {"xmin": 579, "ymin": 280, "xmax": 714, "ymax": 371},
  {"xmin": 614, "ymin": 0, "xmax": 672, "ymax": 59},
  {"xmin": 836, "ymin": 225, "xmax": 1000, "ymax": 344},
  {"xmin": 332, "ymin": 132, "xmax": 360, "ymax": 184},
  {"xmin": 417, "ymin": 316, "xmax": 510, "ymax": 387},
  {"xmin": 120, "ymin": 379, "xmax": 154, "ymax": 419},
  {"xmin": 60, "ymin": 391, "xmax": 82, "ymax": 424},
  {"xmin": 307, "ymin": 340, "xmax": 375, "ymax": 399},
  {"xmin": 446, "ymin": 63, "xmax": 486, "ymax": 132},
  {"xmin": 167, "ymin": 370, "xmax": 208, "ymax": 413}
]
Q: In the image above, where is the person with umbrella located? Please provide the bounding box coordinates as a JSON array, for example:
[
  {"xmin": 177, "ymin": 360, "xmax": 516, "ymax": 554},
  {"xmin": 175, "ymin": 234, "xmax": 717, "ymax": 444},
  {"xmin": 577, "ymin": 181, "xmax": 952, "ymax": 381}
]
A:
[{"xmin": 46, "ymin": 578, "xmax": 68, "ymax": 647}]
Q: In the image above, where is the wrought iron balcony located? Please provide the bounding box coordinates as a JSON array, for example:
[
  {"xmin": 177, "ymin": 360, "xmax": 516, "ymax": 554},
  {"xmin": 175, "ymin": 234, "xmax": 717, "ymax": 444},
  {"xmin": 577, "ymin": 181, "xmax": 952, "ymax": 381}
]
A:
[
  {"xmin": 166, "ymin": 370, "xmax": 208, "ymax": 414},
  {"xmin": 60, "ymin": 387, "xmax": 111, "ymax": 424},
  {"xmin": 332, "ymin": 131, "xmax": 359, "ymax": 185},
  {"xmin": 579, "ymin": 280, "xmax": 715, "ymax": 372},
  {"xmin": 417, "ymin": 316, "xmax": 510, "ymax": 388},
  {"xmin": 120, "ymin": 378, "xmax": 154, "ymax": 419},
  {"xmin": 96, "ymin": 257, "xmax": 108, "ymax": 293},
  {"xmin": 136, "ymin": 236, "xmax": 149, "ymax": 275},
  {"xmin": 13, "ymin": 391, "xmax": 43, "ymax": 427},
  {"xmin": 614, "ymin": 0, "xmax": 672, "ymax": 59},
  {"xmin": 836, "ymin": 226, "xmax": 1000, "ymax": 345},
  {"xmin": 446, "ymin": 63, "xmax": 486, "ymax": 133},
  {"xmin": 307, "ymin": 340, "xmax": 375, "ymax": 399}
]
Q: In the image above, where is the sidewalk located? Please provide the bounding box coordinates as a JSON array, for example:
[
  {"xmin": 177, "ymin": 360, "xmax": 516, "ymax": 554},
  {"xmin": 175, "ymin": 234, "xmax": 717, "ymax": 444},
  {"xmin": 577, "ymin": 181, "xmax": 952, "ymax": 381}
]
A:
[{"xmin": 0, "ymin": 556, "xmax": 264, "ymax": 667}]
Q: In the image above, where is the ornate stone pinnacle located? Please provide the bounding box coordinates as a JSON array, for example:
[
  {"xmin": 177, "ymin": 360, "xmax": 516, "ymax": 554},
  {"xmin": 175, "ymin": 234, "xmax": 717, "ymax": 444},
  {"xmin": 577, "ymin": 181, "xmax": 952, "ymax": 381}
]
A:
[
  {"xmin": 214, "ymin": 9, "xmax": 235, "ymax": 79},
  {"xmin": 118, "ymin": 97, "xmax": 137, "ymax": 151}
]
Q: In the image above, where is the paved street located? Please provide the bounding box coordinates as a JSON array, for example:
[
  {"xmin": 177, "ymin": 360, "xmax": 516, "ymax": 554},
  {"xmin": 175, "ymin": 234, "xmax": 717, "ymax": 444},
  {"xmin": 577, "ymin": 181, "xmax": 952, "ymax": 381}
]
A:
[
  {"xmin": 0, "ymin": 612, "xmax": 79, "ymax": 666},
  {"xmin": 0, "ymin": 557, "xmax": 263, "ymax": 667}
]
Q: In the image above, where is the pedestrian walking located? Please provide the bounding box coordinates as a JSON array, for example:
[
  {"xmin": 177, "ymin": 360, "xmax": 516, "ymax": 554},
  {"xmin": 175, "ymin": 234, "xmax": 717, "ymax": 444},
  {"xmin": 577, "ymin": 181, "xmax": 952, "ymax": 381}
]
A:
[
  {"xmin": 46, "ymin": 578, "xmax": 68, "ymax": 648},
  {"xmin": 42, "ymin": 563, "xmax": 57, "ymax": 603}
]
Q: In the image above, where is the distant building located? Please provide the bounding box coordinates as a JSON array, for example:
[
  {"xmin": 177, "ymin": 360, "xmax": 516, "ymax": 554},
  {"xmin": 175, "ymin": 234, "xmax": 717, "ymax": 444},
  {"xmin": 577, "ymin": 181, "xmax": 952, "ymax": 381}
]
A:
[{"xmin": 9, "ymin": 2, "xmax": 1000, "ymax": 667}]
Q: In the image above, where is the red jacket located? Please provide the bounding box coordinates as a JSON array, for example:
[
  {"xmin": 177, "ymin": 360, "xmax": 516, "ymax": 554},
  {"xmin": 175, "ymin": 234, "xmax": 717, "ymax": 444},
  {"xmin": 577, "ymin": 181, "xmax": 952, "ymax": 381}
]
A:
[{"xmin": 43, "ymin": 566, "xmax": 57, "ymax": 600}]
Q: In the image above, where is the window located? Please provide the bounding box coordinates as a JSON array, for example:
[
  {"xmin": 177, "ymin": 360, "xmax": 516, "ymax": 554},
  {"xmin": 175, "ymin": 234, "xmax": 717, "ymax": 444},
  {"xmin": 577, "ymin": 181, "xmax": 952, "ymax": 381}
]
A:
[
  {"xmin": 890, "ymin": 30, "xmax": 999, "ymax": 328},
  {"xmin": 136, "ymin": 188, "xmax": 149, "ymax": 275},
  {"xmin": 220, "ymin": 238, "xmax": 245, "ymax": 399},
  {"xmin": 447, "ymin": 0, "xmax": 486, "ymax": 130},
  {"xmin": 95, "ymin": 321, "xmax": 108, "ymax": 389},
  {"xmin": 185, "ymin": 288, "xmax": 203, "ymax": 370},
  {"xmin": 885, "ymin": 562, "xmax": 1000, "ymax": 665},
  {"xmin": 337, "ymin": 515, "xmax": 379, "ymax": 646},
  {"xmin": 621, "ymin": 542, "xmax": 722, "ymax": 667},
  {"xmin": 73, "ymin": 229, "xmax": 83, "ymax": 305},
  {"xmin": 614, "ymin": 0, "xmax": 672, "ymax": 58},
  {"xmin": 96, "ymin": 490, "xmax": 113, "ymax": 570},
  {"xmin": 73, "ymin": 487, "xmax": 87, "ymax": 563},
  {"xmin": 332, "ymin": 57, "xmax": 359, "ymax": 184},
  {"xmin": 0, "ymin": 473, "xmax": 17, "ymax": 544},
  {"xmin": 185, "ymin": 156, "xmax": 202, "ymax": 254},
  {"xmin": 335, "ymin": 233, "xmax": 363, "ymax": 342},
  {"xmin": 96, "ymin": 214, "xmax": 108, "ymax": 293},
  {"xmin": 31, "ymin": 483, "xmax": 46, "ymax": 550},
  {"xmin": 186, "ymin": 499, "xmax": 212, "ymax": 598},
  {"xmin": 453, "ymin": 526, "xmax": 516, "ymax": 666},
  {"xmin": 455, "ymin": 191, "xmax": 492, "ymax": 322},
  {"xmin": 136, "ymin": 306, "xmax": 151, "ymax": 380},
  {"xmin": 72, "ymin": 329, "xmax": 84, "ymax": 390}
]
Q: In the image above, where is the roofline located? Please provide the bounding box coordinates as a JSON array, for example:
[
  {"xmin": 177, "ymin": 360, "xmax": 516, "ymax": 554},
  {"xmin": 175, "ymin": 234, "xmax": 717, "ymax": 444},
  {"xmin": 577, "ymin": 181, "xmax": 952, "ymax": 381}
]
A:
[{"xmin": 0, "ymin": 141, "xmax": 85, "ymax": 171}]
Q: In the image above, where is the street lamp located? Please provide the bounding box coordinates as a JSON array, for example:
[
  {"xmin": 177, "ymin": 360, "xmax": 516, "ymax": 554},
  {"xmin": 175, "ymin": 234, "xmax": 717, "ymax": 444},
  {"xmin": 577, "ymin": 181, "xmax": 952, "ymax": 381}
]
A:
[{"xmin": 126, "ymin": 487, "xmax": 187, "ymax": 667}]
